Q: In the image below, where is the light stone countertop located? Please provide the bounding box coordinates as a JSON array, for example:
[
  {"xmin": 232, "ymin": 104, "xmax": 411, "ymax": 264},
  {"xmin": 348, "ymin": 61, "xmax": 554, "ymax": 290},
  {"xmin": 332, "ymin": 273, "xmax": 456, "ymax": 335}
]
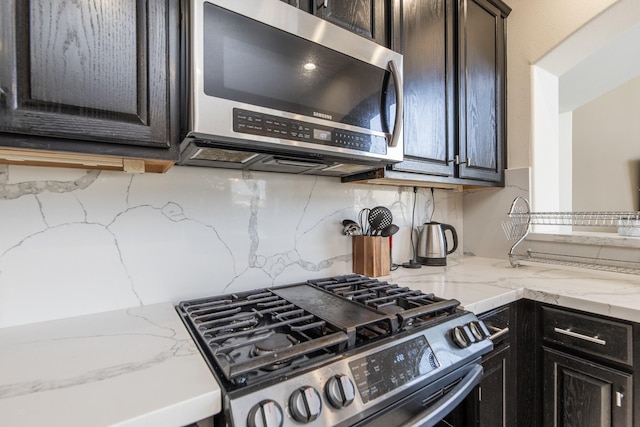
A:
[
  {"xmin": 0, "ymin": 303, "xmax": 220, "ymax": 427},
  {"xmin": 2, "ymin": 256, "xmax": 640, "ymax": 427},
  {"xmin": 388, "ymin": 256, "xmax": 640, "ymax": 322}
]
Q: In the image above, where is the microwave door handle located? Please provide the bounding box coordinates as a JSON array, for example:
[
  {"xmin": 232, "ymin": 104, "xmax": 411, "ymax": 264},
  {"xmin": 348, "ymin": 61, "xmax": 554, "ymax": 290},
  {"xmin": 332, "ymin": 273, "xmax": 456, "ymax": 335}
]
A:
[
  {"xmin": 402, "ymin": 364, "xmax": 483, "ymax": 427},
  {"xmin": 388, "ymin": 59, "xmax": 403, "ymax": 148}
]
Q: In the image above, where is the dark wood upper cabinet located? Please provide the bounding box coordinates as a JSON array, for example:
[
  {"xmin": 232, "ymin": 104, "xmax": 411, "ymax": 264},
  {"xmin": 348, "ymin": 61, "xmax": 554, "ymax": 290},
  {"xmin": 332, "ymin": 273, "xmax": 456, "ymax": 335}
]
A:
[
  {"xmin": 313, "ymin": 0, "xmax": 395, "ymax": 48},
  {"xmin": 0, "ymin": 0, "xmax": 179, "ymax": 171},
  {"xmin": 457, "ymin": 0, "xmax": 508, "ymax": 182},
  {"xmin": 387, "ymin": 0, "xmax": 510, "ymax": 184},
  {"xmin": 395, "ymin": 0, "xmax": 456, "ymax": 177}
]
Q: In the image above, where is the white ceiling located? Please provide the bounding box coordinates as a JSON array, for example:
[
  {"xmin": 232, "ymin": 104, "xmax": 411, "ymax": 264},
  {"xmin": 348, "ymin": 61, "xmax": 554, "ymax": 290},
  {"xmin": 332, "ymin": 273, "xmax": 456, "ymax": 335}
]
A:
[{"xmin": 535, "ymin": 0, "xmax": 640, "ymax": 112}]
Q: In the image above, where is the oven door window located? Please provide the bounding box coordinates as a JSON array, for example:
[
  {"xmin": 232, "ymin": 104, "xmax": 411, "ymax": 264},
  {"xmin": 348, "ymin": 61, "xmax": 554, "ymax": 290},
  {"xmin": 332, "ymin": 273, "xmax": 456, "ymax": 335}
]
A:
[{"xmin": 202, "ymin": 3, "xmax": 396, "ymax": 133}]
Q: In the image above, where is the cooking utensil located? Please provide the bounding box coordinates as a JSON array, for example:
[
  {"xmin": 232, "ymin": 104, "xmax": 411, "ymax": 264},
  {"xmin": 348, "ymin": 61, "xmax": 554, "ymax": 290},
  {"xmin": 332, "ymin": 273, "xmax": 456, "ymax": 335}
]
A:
[
  {"xmin": 368, "ymin": 206, "xmax": 392, "ymax": 235},
  {"xmin": 380, "ymin": 223, "xmax": 399, "ymax": 269},
  {"xmin": 380, "ymin": 223, "xmax": 399, "ymax": 237},
  {"xmin": 342, "ymin": 219, "xmax": 358, "ymax": 227},
  {"xmin": 342, "ymin": 219, "xmax": 361, "ymax": 235},
  {"xmin": 358, "ymin": 208, "xmax": 371, "ymax": 236}
]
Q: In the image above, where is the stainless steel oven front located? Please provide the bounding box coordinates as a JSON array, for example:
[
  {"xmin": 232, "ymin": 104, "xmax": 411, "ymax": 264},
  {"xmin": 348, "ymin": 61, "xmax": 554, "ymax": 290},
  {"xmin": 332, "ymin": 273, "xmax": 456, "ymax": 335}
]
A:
[
  {"xmin": 219, "ymin": 315, "xmax": 487, "ymax": 427},
  {"xmin": 177, "ymin": 275, "xmax": 492, "ymax": 427}
]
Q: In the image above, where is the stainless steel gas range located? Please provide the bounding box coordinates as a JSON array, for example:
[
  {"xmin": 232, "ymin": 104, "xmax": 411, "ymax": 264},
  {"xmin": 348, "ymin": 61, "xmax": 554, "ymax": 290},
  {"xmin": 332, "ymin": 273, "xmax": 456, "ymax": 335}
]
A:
[{"xmin": 177, "ymin": 275, "xmax": 493, "ymax": 427}]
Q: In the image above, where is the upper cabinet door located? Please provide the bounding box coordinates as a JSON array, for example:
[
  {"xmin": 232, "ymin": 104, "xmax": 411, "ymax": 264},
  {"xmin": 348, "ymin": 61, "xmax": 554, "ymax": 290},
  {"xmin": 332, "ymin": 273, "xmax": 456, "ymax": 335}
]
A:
[
  {"xmin": 457, "ymin": 0, "xmax": 508, "ymax": 183},
  {"xmin": 314, "ymin": 0, "xmax": 394, "ymax": 48},
  {"xmin": 0, "ymin": 0, "xmax": 177, "ymax": 153},
  {"xmin": 393, "ymin": 0, "xmax": 456, "ymax": 177}
]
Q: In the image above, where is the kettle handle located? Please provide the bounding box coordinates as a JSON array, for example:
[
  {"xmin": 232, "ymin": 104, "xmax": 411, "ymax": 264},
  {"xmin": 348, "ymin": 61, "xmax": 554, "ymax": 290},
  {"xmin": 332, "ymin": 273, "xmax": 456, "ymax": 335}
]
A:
[{"xmin": 441, "ymin": 224, "xmax": 458, "ymax": 255}]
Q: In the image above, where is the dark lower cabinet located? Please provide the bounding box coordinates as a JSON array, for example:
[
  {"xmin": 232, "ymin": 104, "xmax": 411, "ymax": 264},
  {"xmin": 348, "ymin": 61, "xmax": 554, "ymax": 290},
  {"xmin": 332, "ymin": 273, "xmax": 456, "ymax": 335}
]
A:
[
  {"xmin": 476, "ymin": 344, "xmax": 512, "ymax": 426},
  {"xmin": 444, "ymin": 300, "xmax": 638, "ymax": 427},
  {"xmin": 432, "ymin": 300, "xmax": 639, "ymax": 427},
  {"xmin": 467, "ymin": 303, "xmax": 516, "ymax": 427},
  {"xmin": 542, "ymin": 347, "xmax": 633, "ymax": 427},
  {"xmin": 538, "ymin": 303, "xmax": 638, "ymax": 427},
  {"xmin": 441, "ymin": 303, "xmax": 516, "ymax": 427},
  {"xmin": 0, "ymin": 0, "xmax": 179, "ymax": 171}
]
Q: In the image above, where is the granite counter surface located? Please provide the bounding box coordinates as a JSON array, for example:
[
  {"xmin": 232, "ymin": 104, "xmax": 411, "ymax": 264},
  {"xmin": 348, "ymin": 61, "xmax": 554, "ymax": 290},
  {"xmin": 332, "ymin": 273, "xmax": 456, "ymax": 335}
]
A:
[{"xmin": 2, "ymin": 256, "xmax": 640, "ymax": 426}]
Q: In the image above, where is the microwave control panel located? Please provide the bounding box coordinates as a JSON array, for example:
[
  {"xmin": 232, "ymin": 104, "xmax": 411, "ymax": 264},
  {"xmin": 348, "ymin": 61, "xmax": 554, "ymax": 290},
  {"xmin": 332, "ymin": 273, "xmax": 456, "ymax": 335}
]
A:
[{"xmin": 233, "ymin": 109, "xmax": 387, "ymax": 155}]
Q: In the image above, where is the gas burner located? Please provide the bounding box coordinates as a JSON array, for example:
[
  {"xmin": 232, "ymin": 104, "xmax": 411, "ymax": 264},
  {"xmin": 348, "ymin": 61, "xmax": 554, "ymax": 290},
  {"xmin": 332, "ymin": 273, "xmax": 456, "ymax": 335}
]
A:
[
  {"xmin": 230, "ymin": 314, "xmax": 259, "ymax": 331},
  {"xmin": 253, "ymin": 333, "xmax": 297, "ymax": 371}
]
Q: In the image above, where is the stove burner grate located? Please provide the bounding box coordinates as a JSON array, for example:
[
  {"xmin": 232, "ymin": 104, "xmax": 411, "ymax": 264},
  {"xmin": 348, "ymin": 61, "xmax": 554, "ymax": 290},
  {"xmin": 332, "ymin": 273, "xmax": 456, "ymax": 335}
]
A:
[
  {"xmin": 307, "ymin": 274, "xmax": 460, "ymax": 329},
  {"xmin": 179, "ymin": 288, "xmax": 350, "ymax": 383},
  {"xmin": 178, "ymin": 274, "xmax": 461, "ymax": 385}
]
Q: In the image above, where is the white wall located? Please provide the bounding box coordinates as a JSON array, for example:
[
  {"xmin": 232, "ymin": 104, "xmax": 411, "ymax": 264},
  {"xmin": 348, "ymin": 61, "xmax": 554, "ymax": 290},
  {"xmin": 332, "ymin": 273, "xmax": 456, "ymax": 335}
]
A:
[
  {"xmin": 572, "ymin": 75, "xmax": 640, "ymax": 211},
  {"xmin": 504, "ymin": 0, "xmax": 618, "ymax": 171},
  {"xmin": 517, "ymin": 0, "xmax": 640, "ymax": 213},
  {"xmin": 0, "ymin": 164, "xmax": 463, "ymax": 328}
]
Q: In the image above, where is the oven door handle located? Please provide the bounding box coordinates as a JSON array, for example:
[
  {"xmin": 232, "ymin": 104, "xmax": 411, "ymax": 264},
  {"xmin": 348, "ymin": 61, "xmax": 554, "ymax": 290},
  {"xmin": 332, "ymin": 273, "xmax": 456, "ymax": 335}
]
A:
[{"xmin": 403, "ymin": 364, "xmax": 483, "ymax": 427}]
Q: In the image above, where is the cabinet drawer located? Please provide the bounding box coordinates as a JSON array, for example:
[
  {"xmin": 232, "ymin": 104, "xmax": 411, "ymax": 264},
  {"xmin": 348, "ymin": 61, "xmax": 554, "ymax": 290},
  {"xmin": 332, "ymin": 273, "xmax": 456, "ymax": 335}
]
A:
[
  {"xmin": 542, "ymin": 306, "xmax": 633, "ymax": 366},
  {"xmin": 480, "ymin": 304, "xmax": 510, "ymax": 345}
]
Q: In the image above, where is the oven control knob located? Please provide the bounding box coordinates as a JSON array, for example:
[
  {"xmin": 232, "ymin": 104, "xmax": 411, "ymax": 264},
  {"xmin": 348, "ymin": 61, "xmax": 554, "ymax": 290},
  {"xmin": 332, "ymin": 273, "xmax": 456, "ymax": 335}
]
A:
[
  {"xmin": 325, "ymin": 374, "xmax": 356, "ymax": 409},
  {"xmin": 450, "ymin": 326, "xmax": 470, "ymax": 348},
  {"xmin": 289, "ymin": 386, "xmax": 322, "ymax": 423},
  {"xmin": 247, "ymin": 399, "xmax": 284, "ymax": 427},
  {"xmin": 469, "ymin": 320, "xmax": 490, "ymax": 341}
]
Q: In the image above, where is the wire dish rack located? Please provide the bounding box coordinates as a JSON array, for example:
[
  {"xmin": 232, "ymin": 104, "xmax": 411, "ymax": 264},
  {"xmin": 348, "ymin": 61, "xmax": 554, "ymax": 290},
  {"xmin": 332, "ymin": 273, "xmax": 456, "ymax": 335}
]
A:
[{"xmin": 501, "ymin": 196, "xmax": 640, "ymax": 275}]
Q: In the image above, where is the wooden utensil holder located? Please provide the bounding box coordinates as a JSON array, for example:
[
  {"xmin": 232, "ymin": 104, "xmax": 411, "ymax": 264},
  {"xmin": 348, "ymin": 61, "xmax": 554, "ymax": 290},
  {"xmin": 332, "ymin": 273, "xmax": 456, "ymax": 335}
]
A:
[{"xmin": 352, "ymin": 236, "xmax": 390, "ymax": 277}]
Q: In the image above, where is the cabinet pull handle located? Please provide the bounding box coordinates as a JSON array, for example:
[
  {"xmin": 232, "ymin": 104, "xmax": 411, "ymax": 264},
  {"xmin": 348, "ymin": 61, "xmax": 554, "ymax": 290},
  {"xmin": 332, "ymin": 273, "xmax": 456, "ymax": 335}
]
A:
[
  {"xmin": 616, "ymin": 391, "xmax": 624, "ymax": 407},
  {"xmin": 488, "ymin": 325, "xmax": 509, "ymax": 341},
  {"xmin": 447, "ymin": 155, "xmax": 472, "ymax": 166},
  {"xmin": 553, "ymin": 327, "xmax": 606, "ymax": 345}
]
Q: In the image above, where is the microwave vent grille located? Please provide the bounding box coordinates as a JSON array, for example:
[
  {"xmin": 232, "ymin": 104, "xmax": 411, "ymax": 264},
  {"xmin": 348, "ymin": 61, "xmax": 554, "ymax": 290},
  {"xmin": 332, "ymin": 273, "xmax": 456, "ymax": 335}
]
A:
[{"xmin": 192, "ymin": 147, "xmax": 259, "ymax": 164}]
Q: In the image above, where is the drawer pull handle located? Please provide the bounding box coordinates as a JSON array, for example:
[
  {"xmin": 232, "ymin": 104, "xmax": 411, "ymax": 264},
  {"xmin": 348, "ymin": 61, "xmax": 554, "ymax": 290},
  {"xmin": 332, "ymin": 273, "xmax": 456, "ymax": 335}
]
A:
[
  {"xmin": 553, "ymin": 327, "xmax": 606, "ymax": 345},
  {"xmin": 488, "ymin": 326, "xmax": 509, "ymax": 341},
  {"xmin": 616, "ymin": 391, "xmax": 624, "ymax": 407}
]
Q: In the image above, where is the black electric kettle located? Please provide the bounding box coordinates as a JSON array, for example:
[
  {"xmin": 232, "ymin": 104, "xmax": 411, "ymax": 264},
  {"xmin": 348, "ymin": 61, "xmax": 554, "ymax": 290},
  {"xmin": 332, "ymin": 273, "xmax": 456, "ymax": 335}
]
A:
[{"xmin": 417, "ymin": 222, "xmax": 458, "ymax": 266}]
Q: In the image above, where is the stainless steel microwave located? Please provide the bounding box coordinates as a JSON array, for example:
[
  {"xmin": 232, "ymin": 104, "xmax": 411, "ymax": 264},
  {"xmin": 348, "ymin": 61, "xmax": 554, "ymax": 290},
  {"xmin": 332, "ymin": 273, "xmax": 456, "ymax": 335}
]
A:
[{"xmin": 179, "ymin": 0, "xmax": 404, "ymax": 177}]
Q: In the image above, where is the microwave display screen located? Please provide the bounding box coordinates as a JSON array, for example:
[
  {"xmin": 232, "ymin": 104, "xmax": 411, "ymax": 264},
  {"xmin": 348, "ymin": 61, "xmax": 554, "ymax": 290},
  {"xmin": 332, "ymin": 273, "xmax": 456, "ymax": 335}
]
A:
[{"xmin": 203, "ymin": 3, "xmax": 396, "ymax": 134}]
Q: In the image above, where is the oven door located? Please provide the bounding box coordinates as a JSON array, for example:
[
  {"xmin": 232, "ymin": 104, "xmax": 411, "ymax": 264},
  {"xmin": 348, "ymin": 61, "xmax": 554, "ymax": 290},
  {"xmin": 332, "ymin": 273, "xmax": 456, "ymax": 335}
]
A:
[{"xmin": 349, "ymin": 362, "xmax": 483, "ymax": 427}]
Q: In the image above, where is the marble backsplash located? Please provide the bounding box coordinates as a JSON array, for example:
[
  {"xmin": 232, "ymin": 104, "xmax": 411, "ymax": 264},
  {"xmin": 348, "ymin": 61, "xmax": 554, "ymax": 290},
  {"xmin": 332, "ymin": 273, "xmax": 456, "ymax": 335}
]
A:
[{"xmin": 0, "ymin": 164, "xmax": 463, "ymax": 328}]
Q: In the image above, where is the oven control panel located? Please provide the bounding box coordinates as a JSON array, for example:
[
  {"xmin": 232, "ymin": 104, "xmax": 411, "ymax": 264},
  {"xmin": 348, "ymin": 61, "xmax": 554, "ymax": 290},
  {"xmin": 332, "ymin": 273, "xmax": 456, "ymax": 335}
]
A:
[
  {"xmin": 227, "ymin": 313, "xmax": 493, "ymax": 427},
  {"xmin": 348, "ymin": 335, "xmax": 439, "ymax": 404}
]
